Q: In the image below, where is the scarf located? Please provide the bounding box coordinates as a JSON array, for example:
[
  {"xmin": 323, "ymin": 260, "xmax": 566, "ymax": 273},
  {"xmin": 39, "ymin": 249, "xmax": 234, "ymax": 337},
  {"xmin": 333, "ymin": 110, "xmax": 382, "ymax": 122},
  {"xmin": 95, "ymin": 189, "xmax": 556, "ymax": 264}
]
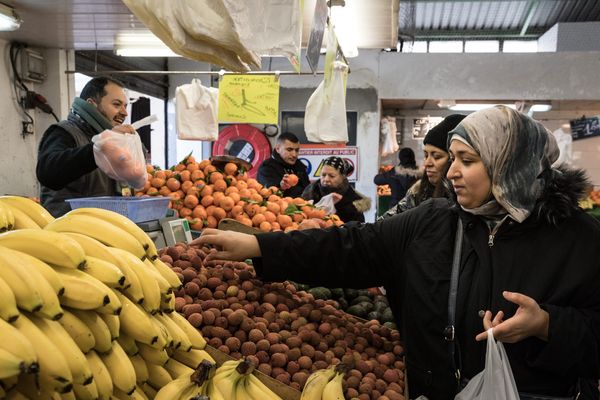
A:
[
  {"xmin": 448, "ymin": 105, "xmax": 559, "ymax": 223},
  {"xmin": 71, "ymin": 97, "xmax": 113, "ymax": 134}
]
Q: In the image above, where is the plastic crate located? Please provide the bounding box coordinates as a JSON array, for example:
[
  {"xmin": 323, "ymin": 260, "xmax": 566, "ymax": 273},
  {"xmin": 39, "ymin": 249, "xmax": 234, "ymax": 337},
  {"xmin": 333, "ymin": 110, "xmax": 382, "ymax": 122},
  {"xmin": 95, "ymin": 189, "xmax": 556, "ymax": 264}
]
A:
[{"xmin": 66, "ymin": 196, "xmax": 170, "ymax": 223}]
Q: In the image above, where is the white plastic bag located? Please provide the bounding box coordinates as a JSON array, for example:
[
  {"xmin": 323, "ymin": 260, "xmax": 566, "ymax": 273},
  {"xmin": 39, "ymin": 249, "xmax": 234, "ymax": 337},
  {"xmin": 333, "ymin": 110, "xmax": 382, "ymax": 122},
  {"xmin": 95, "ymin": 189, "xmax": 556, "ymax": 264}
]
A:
[
  {"xmin": 314, "ymin": 193, "xmax": 337, "ymax": 215},
  {"xmin": 92, "ymin": 130, "xmax": 147, "ymax": 190},
  {"xmin": 381, "ymin": 117, "xmax": 399, "ymax": 157},
  {"xmin": 175, "ymin": 79, "xmax": 219, "ymax": 141},
  {"xmin": 455, "ymin": 328, "xmax": 519, "ymax": 400}
]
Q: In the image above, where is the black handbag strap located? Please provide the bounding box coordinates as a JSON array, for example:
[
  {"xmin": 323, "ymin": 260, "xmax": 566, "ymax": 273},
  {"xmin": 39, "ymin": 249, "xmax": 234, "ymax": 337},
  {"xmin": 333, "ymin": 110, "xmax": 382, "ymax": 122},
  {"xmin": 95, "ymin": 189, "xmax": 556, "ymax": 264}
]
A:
[{"xmin": 445, "ymin": 218, "xmax": 463, "ymax": 383}]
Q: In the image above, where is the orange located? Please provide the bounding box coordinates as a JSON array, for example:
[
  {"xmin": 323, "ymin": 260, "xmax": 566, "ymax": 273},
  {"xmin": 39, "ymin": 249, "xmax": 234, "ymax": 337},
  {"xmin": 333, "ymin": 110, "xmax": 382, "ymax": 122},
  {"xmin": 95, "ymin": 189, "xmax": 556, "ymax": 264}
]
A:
[
  {"xmin": 224, "ymin": 162, "xmax": 238, "ymax": 176},
  {"xmin": 184, "ymin": 194, "xmax": 199, "ymax": 209},
  {"xmin": 166, "ymin": 177, "xmax": 181, "ymax": 192},
  {"xmin": 287, "ymin": 174, "xmax": 299, "ymax": 187}
]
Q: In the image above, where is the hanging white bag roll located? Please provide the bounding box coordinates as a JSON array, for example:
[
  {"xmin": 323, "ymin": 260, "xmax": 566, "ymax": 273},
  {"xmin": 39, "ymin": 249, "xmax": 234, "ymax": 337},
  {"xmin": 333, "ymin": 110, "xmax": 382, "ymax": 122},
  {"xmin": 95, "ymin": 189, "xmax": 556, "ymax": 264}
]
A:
[{"xmin": 455, "ymin": 328, "xmax": 520, "ymax": 400}]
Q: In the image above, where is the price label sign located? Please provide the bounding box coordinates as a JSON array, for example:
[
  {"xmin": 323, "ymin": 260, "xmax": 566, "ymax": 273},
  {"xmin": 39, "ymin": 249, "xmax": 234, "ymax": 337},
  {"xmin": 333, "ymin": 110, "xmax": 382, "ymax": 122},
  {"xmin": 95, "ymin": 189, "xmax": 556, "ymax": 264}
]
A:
[{"xmin": 218, "ymin": 75, "xmax": 280, "ymax": 124}]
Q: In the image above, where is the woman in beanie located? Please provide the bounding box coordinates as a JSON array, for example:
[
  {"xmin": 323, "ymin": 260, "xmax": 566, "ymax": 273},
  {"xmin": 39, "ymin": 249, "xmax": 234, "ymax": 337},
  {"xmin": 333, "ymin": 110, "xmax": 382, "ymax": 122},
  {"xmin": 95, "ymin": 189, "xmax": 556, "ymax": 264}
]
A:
[
  {"xmin": 194, "ymin": 106, "xmax": 600, "ymax": 399},
  {"xmin": 373, "ymin": 147, "xmax": 421, "ymax": 207},
  {"xmin": 380, "ymin": 114, "xmax": 466, "ymax": 219},
  {"xmin": 301, "ymin": 156, "xmax": 371, "ymax": 223}
]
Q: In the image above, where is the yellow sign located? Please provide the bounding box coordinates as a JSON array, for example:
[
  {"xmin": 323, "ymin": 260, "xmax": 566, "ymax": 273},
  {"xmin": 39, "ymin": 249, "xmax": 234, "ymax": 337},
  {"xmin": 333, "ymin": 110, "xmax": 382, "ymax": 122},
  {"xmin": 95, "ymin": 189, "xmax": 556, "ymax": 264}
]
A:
[{"xmin": 218, "ymin": 75, "xmax": 280, "ymax": 124}]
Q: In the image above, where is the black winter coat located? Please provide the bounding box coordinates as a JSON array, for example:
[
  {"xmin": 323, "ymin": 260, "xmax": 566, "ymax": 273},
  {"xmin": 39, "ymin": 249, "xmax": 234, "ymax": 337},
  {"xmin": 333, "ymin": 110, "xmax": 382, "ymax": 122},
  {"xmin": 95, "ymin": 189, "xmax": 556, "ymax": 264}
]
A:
[
  {"xmin": 253, "ymin": 168, "xmax": 600, "ymax": 399},
  {"xmin": 374, "ymin": 166, "xmax": 421, "ymax": 206},
  {"xmin": 301, "ymin": 180, "xmax": 371, "ymax": 223},
  {"xmin": 257, "ymin": 151, "xmax": 310, "ymax": 198}
]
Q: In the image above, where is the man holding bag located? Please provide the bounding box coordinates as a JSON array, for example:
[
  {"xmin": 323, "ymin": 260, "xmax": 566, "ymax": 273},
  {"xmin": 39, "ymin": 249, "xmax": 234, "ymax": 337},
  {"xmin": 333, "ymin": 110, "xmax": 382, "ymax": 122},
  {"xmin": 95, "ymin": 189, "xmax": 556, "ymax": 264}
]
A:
[{"xmin": 37, "ymin": 76, "xmax": 135, "ymax": 217}]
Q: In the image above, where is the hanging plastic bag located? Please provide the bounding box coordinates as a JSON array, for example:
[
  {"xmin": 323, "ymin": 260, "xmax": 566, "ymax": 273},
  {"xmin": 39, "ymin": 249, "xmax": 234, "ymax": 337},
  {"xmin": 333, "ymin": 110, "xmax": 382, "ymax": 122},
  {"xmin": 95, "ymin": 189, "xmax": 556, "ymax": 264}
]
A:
[
  {"xmin": 175, "ymin": 79, "xmax": 219, "ymax": 141},
  {"xmin": 381, "ymin": 117, "xmax": 399, "ymax": 157},
  {"xmin": 314, "ymin": 193, "xmax": 337, "ymax": 215},
  {"xmin": 92, "ymin": 129, "xmax": 147, "ymax": 190},
  {"xmin": 455, "ymin": 328, "xmax": 519, "ymax": 400}
]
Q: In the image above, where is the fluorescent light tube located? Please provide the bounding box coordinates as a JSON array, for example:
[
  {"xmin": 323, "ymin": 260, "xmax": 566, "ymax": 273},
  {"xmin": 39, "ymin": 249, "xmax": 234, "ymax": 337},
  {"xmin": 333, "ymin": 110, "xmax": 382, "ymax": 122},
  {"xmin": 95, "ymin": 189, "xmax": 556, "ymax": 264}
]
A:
[{"xmin": 0, "ymin": 3, "xmax": 21, "ymax": 31}]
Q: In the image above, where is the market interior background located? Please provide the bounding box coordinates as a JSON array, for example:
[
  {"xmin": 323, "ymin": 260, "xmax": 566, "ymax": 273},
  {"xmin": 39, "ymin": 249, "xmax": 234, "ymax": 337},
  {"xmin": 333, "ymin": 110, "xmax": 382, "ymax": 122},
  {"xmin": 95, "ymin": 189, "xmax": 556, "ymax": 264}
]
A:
[{"xmin": 1, "ymin": 0, "xmax": 600, "ymax": 222}]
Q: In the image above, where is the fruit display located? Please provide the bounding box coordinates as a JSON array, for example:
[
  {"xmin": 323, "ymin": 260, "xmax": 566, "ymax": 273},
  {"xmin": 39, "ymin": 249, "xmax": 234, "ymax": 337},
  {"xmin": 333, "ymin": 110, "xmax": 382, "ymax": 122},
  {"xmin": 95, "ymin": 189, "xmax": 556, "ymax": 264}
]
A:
[
  {"xmin": 135, "ymin": 154, "xmax": 343, "ymax": 231},
  {"xmin": 161, "ymin": 242, "xmax": 407, "ymax": 399},
  {"xmin": 580, "ymin": 188, "xmax": 600, "ymax": 210}
]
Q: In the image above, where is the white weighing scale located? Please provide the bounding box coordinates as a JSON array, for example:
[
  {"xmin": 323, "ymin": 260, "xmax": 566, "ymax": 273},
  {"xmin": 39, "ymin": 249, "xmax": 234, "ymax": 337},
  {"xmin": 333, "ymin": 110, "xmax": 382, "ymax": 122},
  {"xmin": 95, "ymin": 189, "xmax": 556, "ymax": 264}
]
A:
[{"xmin": 137, "ymin": 216, "xmax": 193, "ymax": 249}]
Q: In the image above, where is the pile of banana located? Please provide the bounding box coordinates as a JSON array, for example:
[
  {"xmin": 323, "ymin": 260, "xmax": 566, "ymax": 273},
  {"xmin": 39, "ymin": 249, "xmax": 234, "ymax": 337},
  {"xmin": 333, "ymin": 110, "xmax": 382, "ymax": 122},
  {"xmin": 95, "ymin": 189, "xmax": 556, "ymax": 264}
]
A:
[
  {"xmin": 300, "ymin": 364, "xmax": 346, "ymax": 400},
  {"xmin": 0, "ymin": 196, "xmax": 217, "ymax": 399}
]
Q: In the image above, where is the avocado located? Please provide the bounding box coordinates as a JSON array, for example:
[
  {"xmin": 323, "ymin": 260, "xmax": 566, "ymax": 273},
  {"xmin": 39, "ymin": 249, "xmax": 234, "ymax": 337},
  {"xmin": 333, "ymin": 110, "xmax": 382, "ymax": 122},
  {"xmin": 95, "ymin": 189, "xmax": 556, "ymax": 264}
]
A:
[
  {"xmin": 367, "ymin": 311, "xmax": 380, "ymax": 321},
  {"xmin": 356, "ymin": 289, "xmax": 373, "ymax": 299},
  {"xmin": 381, "ymin": 307, "xmax": 395, "ymax": 323},
  {"xmin": 337, "ymin": 297, "xmax": 348, "ymax": 310},
  {"xmin": 346, "ymin": 304, "xmax": 367, "ymax": 319},
  {"xmin": 308, "ymin": 287, "xmax": 332, "ymax": 300},
  {"xmin": 383, "ymin": 321, "xmax": 398, "ymax": 331},
  {"xmin": 351, "ymin": 295, "xmax": 372, "ymax": 306},
  {"xmin": 330, "ymin": 288, "xmax": 344, "ymax": 299},
  {"xmin": 344, "ymin": 288, "xmax": 358, "ymax": 300}
]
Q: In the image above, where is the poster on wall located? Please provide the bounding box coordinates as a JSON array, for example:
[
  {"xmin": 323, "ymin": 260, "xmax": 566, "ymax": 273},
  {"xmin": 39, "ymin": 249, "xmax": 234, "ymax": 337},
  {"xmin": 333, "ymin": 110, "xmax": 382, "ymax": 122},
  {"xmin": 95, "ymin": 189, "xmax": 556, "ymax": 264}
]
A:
[{"xmin": 299, "ymin": 146, "xmax": 359, "ymax": 182}]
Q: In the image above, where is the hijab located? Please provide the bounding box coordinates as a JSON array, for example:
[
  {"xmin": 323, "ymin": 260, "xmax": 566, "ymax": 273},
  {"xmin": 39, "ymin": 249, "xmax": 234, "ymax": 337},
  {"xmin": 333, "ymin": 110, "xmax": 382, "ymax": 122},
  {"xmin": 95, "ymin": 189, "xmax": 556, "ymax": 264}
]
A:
[{"xmin": 449, "ymin": 105, "xmax": 559, "ymax": 223}]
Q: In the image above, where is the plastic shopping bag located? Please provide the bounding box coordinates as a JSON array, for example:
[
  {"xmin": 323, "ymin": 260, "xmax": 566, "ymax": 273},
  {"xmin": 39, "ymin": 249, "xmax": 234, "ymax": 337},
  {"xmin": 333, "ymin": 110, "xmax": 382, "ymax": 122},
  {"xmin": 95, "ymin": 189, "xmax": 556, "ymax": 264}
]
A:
[
  {"xmin": 314, "ymin": 193, "xmax": 337, "ymax": 215},
  {"xmin": 92, "ymin": 129, "xmax": 147, "ymax": 190},
  {"xmin": 455, "ymin": 328, "xmax": 519, "ymax": 400}
]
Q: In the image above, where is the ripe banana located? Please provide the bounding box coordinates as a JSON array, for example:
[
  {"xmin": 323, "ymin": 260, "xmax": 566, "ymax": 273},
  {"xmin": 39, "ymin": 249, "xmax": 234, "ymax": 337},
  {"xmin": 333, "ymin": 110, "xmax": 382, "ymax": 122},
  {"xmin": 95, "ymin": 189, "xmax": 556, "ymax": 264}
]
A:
[
  {"xmin": 154, "ymin": 312, "xmax": 192, "ymax": 351},
  {"xmin": 143, "ymin": 258, "xmax": 171, "ymax": 295},
  {"xmin": 62, "ymin": 232, "xmax": 121, "ymax": 266},
  {"xmin": 53, "ymin": 266, "xmax": 111, "ymax": 311},
  {"xmin": 85, "ymin": 350, "xmax": 113, "ymax": 399},
  {"xmin": 57, "ymin": 309, "xmax": 96, "ymax": 354},
  {"xmin": 0, "ymin": 348, "xmax": 32, "ymax": 379},
  {"xmin": 111, "ymin": 248, "xmax": 161, "ymax": 314},
  {"xmin": 137, "ymin": 342, "xmax": 169, "ymax": 366},
  {"xmin": 84, "ymin": 256, "xmax": 126, "ymax": 288},
  {"xmin": 246, "ymin": 373, "xmax": 283, "ymax": 400},
  {"xmin": 213, "ymin": 359, "xmax": 248, "ymax": 400},
  {"xmin": 106, "ymin": 247, "xmax": 145, "ymax": 304},
  {"xmin": 153, "ymin": 371, "xmax": 193, "ymax": 400},
  {"xmin": 98, "ymin": 312, "xmax": 120, "ymax": 341},
  {"xmin": 164, "ymin": 357, "xmax": 194, "ymax": 379},
  {"xmin": 0, "ymin": 275, "xmax": 20, "ymax": 322},
  {"xmin": 115, "ymin": 290, "xmax": 160, "ymax": 346},
  {"xmin": 12, "ymin": 313, "xmax": 73, "ymax": 393},
  {"xmin": 10, "ymin": 249, "xmax": 65, "ymax": 296},
  {"xmin": 130, "ymin": 354, "xmax": 149, "ymax": 384},
  {"xmin": 321, "ymin": 371, "xmax": 345, "ymax": 400},
  {"xmin": 116, "ymin": 333, "xmax": 139, "ymax": 356},
  {"xmin": 0, "ymin": 229, "xmax": 86, "ymax": 269},
  {"xmin": 300, "ymin": 367, "xmax": 337, "ymax": 400},
  {"xmin": 147, "ymin": 315, "xmax": 172, "ymax": 350},
  {"xmin": 152, "ymin": 258, "xmax": 183, "ymax": 290},
  {"xmin": 0, "ymin": 248, "xmax": 45, "ymax": 312},
  {"xmin": 67, "ymin": 208, "xmax": 158, "ymax": 260},
  {"xmin": 172, "ymin": 348, "xmax": 215, "ymax": 369},
  {"xmin": 160, "ymin": 292, "xmax": 175, "ymax": 313},
  {"xmin": 168, "ymin": 310, "xmax": 207, "ymax": 349},
  {"xmin": 114, "ymin": 385, "xmax": 148, "ymax": 400},
  {"xmin": 27, "ymin": 313, "xmax": 93, "ymax": 385},
  {"xmin": 0, "ymin": 196, "xmax": 54, "ymax": 228},
  {"xmin": 60, "ymin": 390, "xmax": 76, "ymax": 400},
  {"xmin": 45, "ymin": 214, "xmax": 146, "ymax": 259},
  {"xmin": 140, "ymin": 382, "xmax": 157, "ymax": 399},
  {"xmin": 98, "ymin": 341, "xmax": 137, "ymax": 395},
  {"xmin": 72, "ymin": 381, "xmax": 99, "ymax": 400},
  {"xmin": 8, "ymin": 206, "xmax": 42, "ymax": 230},
  {"xmin": 69, "ymin": 309, "xmax": 113, "ymax": 354},
  {"xmin": 145, "ymin": 363, "xmax": 173, "ymax": 391},
  {"xmin": 0, "ymin": 201, "xmax": 14, "ymax": 232},
  {"xmin": 95, "ymin": 287, "xmax": 123, "ymax": 316},
  {"xmin": 15, "ymin": 373, "xmax": 65, "ymax": 398}
]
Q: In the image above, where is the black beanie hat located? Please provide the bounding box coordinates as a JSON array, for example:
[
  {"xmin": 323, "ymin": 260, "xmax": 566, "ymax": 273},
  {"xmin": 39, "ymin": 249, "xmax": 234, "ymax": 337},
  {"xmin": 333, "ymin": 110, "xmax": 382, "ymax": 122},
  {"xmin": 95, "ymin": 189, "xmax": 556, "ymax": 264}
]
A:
[
  {"xmin": 423, "ymin": 114, "xmax": 467, "ymax": 152},
  {"xmin": 398, "ymin": 148, "xmax": 416, "ymax": 168},
  {"xmin": 323, "ymin": 156, "xmax": 354, "ymax": 176}
]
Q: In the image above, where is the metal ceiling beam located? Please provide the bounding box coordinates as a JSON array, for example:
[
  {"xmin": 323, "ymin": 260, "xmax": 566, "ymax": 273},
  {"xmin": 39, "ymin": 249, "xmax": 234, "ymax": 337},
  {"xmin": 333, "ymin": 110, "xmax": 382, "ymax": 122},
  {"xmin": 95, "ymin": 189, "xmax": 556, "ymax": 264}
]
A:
[
  {"xmin": 520, "ymin": 0, "xmax": 540, "ymax": 36},
  {"xmin": 412, "ymin": 28, "xmax": 544, "ymax": 40}
]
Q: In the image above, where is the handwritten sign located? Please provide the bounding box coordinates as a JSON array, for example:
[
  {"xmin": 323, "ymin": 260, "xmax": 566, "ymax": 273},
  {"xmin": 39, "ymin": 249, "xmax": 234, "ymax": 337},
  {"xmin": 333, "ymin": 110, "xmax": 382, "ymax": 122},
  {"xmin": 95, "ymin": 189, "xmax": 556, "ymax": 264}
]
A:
[{"xmin": 218, "ymin": 75, "xmax": 280, "ymax": 124}]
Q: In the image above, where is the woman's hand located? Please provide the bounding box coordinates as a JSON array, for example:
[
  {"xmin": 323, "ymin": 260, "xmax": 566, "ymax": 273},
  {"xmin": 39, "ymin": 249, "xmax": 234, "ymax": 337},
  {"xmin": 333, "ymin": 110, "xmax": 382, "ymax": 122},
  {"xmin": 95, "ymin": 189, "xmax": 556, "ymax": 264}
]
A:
[
  {"xmin": 280, "ymin": 174, "xmax": 291, "ymax": 190},
  {"xmin": 475, "ymin": 291, "xmax": 549, "ymax": 343},
  {"xmin": 190, "ymin": 229, "xmax": 261, "ymax": 262}
]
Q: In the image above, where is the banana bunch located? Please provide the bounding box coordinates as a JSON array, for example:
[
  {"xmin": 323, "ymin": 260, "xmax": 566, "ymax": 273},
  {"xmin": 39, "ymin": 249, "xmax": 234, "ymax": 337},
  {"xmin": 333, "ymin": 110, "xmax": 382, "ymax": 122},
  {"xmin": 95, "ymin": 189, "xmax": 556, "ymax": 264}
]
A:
[
  {"xmin": 300, "ymin": 364, "xmax": 347, "ymax": 400},
  {"xmin": 0, "ymin": 196, "xmax": 54, "ymax": 230},
  {"xmin": 155, "ymin": 360, "xmax": 217, "ymax": 400},
  {"xmin": 212, "ymin": 359, "xmax": 282, "ymax": 400},
  {"xmin": 0, "ymin": 201, "xmax": 15, "ymax": 232}
]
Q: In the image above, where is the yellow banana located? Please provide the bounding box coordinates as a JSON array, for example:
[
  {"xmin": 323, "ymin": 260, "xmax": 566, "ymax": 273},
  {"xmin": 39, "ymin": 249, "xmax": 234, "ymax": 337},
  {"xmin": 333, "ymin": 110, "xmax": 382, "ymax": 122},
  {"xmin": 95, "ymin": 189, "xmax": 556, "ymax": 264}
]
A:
[
  {"xmin": 85, "ymin": 350, "xmax": 113, "ymax": 399},
  {"xmin": 300, "ymin": 367, "xmax": 337, "ymax": 400},
  {"xmin": 53, "ymin": 266, "xmax": 111, "ymax": 311},
  {"xmin": 95, "ymin": 287, "xmax": 122, "ymax": 316},
  {"xmin": 1, "ymin": 374, "xmax": 19, "ymax": 392},
  {"xmin": 137, "ymin": 342, "xmax": 169, "ymax": 366},
  {"xmin": 130, "ymin": 354, "xmax": 149, "ymax": 384},
  {"xmin": 116, "ymin": 333, "xmax": 139, "ymax": 356},
  {"xmin": 0, "ymin": 196, "xmax": 54, "ymax": 228},
  {"xmin": 45, "ymin": 214, "xmax": 146, "ymax": 259},
  {"xmin": 145, "ymin": 363, "xmax": 172, "ymax": 391},
  {"xmin": 160, "ymin": 292, "xmax": 175, "ymax": 314},
  {"xmin": 57, "ymin": 309, "xmax": 96, "ymax": 353},
  {"xmin": 106, "ymin": 247, "xmax": 145, "ymax": 304},
  {"xmin": 83, "ymin": 256, "xmax": 126, "ymax": 288},
  {"xmin": 111, "ymin": 248, "xmax": 161, "ymax": 314},
  {"xmin": 10, "ymin": 249, "xmax": 65, "ymax": 296},
  {"xmin": 172, "ymin": 348, "xmax": 215, "ymax": 369},
  {"xmin": 0, "ymin": 201, "xmax": 14, "ymax": 232},
  {"xmin": 12, "ymin": 313, "xmax": 73, "ymax": 393},
  {"xmin": 321, "ymin": 371, "xmax": 345, "ymax": 400},
  {"xmin": 213, "ymin": 359, "xmax": 246, "ymax": 400},
  {"xmin": 152, "ymin": 258, "xmax": 183, "ymax": 290},
  {"xmin": 98, "ymin": 341, "xmax": 137, "ymax": 395},
  {"xmin": 140, "ymin": 382, "xmax": 157, "ymax": 399},
  {"xmin": 168, "ymin": 310, "xmax": 207, "ymax": 349},
  {"xmin": 154, "ymin": 312, "xmax": 192, "ymax": 351},
  {"xmin": 114, "ymin": 385, "xmax": 148, "ymax": 400},
  {"xmin": 98, "ymin": 312, "xmax": 120, "ymax": 341},
  {"xmin": 206, "ymin": 376, "xmax": 226, "ymax": 400},
  {"xmin": 69, "ymin": 309, "xmax": 113, "ymax": 354},
  {"xmin": 0, "ymin": 275, "xmax": 20, "ymax": 322},
  {"xmin": 0, "ymin": 248, "xmax": 44, "ymax": 312},
  {"xmin": 15, "ymin": 373, "xmax": 65, "ymax": 398},
  {"xmin": 143, "ymin": 258, "xmax": 171, "ymax": 295},
  {"xmin": 153, "ymin": 371, "xmax": 192, "ymax": 400},
  {"xmin": 62, "ymin": 232, "xmax": 121, "ymax": 266},
  {"xmin": 0, "ymin": 348, "xmax": 31, "ymax": 379},
  {"xmin": 164, "ymin": 357, "xmax": 194, "ymax": 379},
  {"xmin": 67, "ymin": 208, "xmax": 158, "ymax": 260},
  {"xmin": 147, "ymin": 315, "xmax": 171, "ymax": 350},
  {"xmin": 72, "ymin": 381, "xmax": 99, "ymax": 400},
  {"xmin": 246, "ymin": 373, "xmax": 283, "ymax": 400},
  {"xmin": 0, "ymin": 229, "xmax": 86, "ymax": 269},
  {"xmin": 115, "ymin": 290, "xmax": 160, "ymax": 346},
  {"xmin": 28, "ymin": 313, "xmax": 93, "ymax": 385},
  {"xmin": 59, "ymin": 390, "xmax": 76, "ymax": 400},
  {"xmin": 8, "ymin": 206, "xmax": 41, "ymax": 230},
  {"xmin": 0, "ymin": 319, "xmax": 37, "ymax": 378}
]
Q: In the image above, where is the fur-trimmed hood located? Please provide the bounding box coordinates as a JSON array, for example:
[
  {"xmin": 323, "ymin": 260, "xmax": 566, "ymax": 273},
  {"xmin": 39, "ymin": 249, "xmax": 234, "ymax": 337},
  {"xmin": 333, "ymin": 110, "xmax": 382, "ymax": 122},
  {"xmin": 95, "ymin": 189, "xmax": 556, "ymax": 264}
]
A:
[
  {"xmin": 352, "ymin": 190, "xmax": 372, "ymax": 213},
  {"xmin": 394, "ymin": 166, "xmax": 422, "ymax": 178},
  {"xmin": 532, "ymin": 164, "xmax": 590, "ymax": 225}
]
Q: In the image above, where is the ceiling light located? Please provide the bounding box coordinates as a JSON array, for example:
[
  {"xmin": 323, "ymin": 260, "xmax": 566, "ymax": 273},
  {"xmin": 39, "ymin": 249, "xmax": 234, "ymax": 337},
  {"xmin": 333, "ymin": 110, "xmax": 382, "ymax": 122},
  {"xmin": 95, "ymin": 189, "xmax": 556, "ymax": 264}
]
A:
[
  {"xmin": 530, "ymin": 104, "xmax": 552, "ymax": 112},
  {"xmin": 114, "ymin": 31, "xmax": 180, "ymax": 57},
  {"xmin": 0, "ymin": 3, "xmax": 22, "ymax": 31},
  {"xmin": 329, "ymin": 4, "xmax": 359, "ymax": 58},
  {"xmin": 449, "ymin": 103, "xmax": 517, "ymax": 111}
]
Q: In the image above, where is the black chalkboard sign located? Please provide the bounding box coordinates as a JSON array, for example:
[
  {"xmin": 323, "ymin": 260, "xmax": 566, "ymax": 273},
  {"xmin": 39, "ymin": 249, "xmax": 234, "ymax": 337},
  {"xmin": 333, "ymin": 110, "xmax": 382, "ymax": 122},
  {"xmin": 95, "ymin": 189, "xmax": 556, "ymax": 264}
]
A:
[{"xmin": 570, "ymin": 116, "xmax": 600, "ymax": 140}]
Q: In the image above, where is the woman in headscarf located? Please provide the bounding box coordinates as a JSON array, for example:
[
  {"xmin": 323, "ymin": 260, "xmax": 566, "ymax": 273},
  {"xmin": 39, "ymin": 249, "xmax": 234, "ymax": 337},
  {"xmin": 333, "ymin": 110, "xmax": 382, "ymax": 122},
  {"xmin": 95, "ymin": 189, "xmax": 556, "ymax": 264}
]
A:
[
  {"xmin": 194, "ymin": 106, "xmax": 600, "ymax": 399},
  {"xmin": 301, "ymin": 156, "xmax": 371, "ymax": 223},
  {"xmin": 380, "ymin": 114, "xmax": 466, "ymax": 219},
  {"xmin": 374, "ymin": 147, "xmax": 421, "ymax": 207}
]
